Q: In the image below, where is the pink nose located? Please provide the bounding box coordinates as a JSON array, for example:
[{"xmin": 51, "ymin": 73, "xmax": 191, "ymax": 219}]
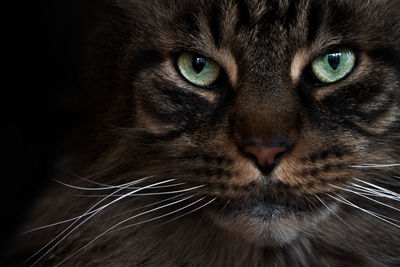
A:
[{"xmin": 243, "ymin": 145, "xmax": 288, "ymax": 167}]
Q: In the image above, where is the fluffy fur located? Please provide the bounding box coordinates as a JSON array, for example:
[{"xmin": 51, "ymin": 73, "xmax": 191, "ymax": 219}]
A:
[{"xmin": 9, "ymin": 0, "xmax": 400, "ymax": 266}]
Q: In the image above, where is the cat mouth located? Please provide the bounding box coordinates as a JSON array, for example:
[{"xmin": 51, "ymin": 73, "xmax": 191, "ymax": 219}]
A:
[
  {"xmin": 230, "ymin": 202, "xmax": 288, "ymax": 219},
  {"xmin": 229, "ymin": 191, "xmax": 313, "ymax": 216},
  {"xmin": 226, "ymin": 196, "xmax": 309, "ymax": 223},
  {"xmin": 208, "ymin": 194, "xmax": 321, "ymax": 246},
  {"xmin": 210, "ymin": 201, "xmax": 305, "ymax": 246}
]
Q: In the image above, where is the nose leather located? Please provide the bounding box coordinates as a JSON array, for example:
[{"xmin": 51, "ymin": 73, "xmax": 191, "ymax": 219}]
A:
[{"xmin": 243, "ymin": 145, "xmax": 288, "ymax": 167}]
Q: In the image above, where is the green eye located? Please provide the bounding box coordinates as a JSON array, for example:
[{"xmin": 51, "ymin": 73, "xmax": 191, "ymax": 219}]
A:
[
  {"xmin": 177, "ymin": 52, "xmax": 221, "ymax": 87},
  {"xmin": 311, "ymin": 47, "xmax": 356, "ymax": 84}
]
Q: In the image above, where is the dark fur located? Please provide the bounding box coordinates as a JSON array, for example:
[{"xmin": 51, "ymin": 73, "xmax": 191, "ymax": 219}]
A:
[{"xmin": 9, "ymin": 0, "xmax": 400, "ymax": 266}]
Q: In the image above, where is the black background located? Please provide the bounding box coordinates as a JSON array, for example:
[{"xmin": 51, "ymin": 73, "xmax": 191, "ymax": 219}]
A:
[{"xmin": 2, "ymin": 0, "xmax": 93, "ymax": 261}]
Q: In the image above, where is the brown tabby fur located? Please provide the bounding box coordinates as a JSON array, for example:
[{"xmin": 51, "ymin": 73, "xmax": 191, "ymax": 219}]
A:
[{"xmin": 9, "ymin": 0, "xmax": 400, "ymax": 266}]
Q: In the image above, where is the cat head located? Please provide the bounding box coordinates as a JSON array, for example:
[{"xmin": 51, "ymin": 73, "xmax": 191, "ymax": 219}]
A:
[{"xmin": 75, "ymin": 0, "xmax": 400, "ymax": 246}]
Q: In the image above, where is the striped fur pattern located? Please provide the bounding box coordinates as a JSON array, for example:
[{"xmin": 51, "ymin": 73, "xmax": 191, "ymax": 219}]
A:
[{"xmin": 12, "ymin": 0, "xmax": 400, "ymax": 266}]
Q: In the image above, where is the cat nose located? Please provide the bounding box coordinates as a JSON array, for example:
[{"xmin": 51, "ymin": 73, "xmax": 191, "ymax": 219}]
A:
[{"xmin": 243, "ymin": 141, "xmax": 289, "ymax": 174}]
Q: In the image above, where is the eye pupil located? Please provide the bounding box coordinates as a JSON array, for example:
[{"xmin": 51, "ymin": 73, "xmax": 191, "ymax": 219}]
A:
[
  {"xmin": 192, "ymin": 56, "xmax": 206, "ymax": 73},
  {"xmin": 327, "ymin": 53, "xmax": 341, "ymax": 70}
]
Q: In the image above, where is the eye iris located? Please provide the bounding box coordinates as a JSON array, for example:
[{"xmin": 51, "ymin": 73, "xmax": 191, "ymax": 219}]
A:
[
  {"xmin": 192, "ymin": 56, "xmax": 206, "ymax": 73},
  {"xmin": 327, "ymin": 52, "xmax": 341, "ymax": 70},
  {"xmin": 311, "ymin": 47, "xmax": 355, "ymax": 84},
  {"xmin": 177, "ymin": 52, "xmax": 221, "ymax": 87}
]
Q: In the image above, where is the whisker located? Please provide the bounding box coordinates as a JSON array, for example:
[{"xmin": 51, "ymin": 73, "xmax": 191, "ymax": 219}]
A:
[
  {"xmin": 53, "ymin": 177, "xmax": 156, "ymax": 191},
  {"xmin": 220, "ymin": 199, "xmax": 231, "ymax": 215},
  {"xmin": 113, "ymin": 196, "xmax": 206, "ymax": 232},
  {"xmin": 314, "ymin": 194, "xmax": 354, "ymax": 230},
  {"xmin": 55, "ymin": 176, "xmax": 185, "ymax": 191},
  {"xmin": 23, "ymin": 177, "xmax": 150, "ymax": 264},
  {"xmin": 69, "ymin": 184, "xmax": 206, "ymax": 198},
  {"xmin": 55, "ymin": 194, "xmax": 203, "ymax": 266},
  {"xmin": 187, "ymin": 198, "xmax": 218, "ymax": 241},
  {"xmin": 21, "ymin": 194, "xmax": 187, "ymax": 235},
  {"xmin": 346, "ymin": 188, "xmax": 393, "ymax": 199},
  {"xmin": 105, "ymin": 194, "xmax": 186, "ymax": 221},
  {"xmin": 364, "ymin": 212, "xmax": 400, "ymax": 223},
  {"xmin": 353, "ymin": 179, "xmax": 400, "ymax": 198},
  {"xmin": 331, "ymin": 185, "xmax": 400, "ymax": 212},
  {"xmin": 351, "ymin": 163, "xmax": 400, "ymax": 168},
  {"xmin": 349, "ymin": 183, "xmax": 389, "ymax": 195},
  {"xmin": 303, "ymin": 195, "xmax": 317, "ymax": 213},
  {"xmin": 72, "ymin": 172, "xmax": 186, "ymax": 189},
  {"xmin": 331, "ymin": 193, "xmax": 400, "ymax": 225},
  {"xmin": 326, "ymin": 193, "xmax": 400, "ymax": 229},
  {"xmin": 131, "ymin": 183, "xmax": 187, "ymax": 189},
  {"xmin": 27, "ymin": 178, "xmax": 175, "ymax": 266},
  {"xmin": 146, "ymin": 197, "xmax": 217, "ymax": 232},
  {"xmin": 346, "ymin": 184, "xmax": 399, "ymax": 201},
  {"xmin": 21, "ymin": 177, "xmax": 154, "ymax": 235},
  {"xmin": 21, "ymin": 208, "xmax": 102, "ymax": 235},
  {"xmin": 24, "ymin": 184, "xmax": 204, "ymax": 235}
]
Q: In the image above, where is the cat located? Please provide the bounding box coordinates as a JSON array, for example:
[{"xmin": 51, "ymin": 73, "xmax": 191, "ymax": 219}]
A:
[{"xmin": 8, "ymin": 0, "xmax": 400, "ymax": 266}]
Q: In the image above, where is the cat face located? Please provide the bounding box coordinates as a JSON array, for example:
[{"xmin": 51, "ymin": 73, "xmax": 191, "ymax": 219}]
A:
[
  {"xmin": 89, "ymin": 0, "xmax": 398, "ymax": 245},
  {"xmin": 13, "ymin": 1, "xmax": 399, "ymax": 265}
]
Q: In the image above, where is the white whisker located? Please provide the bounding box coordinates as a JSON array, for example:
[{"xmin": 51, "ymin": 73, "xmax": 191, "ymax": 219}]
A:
[
  {"xmin": 55, "ymin": 194, "xmax": 202, "ymax": 266},
  {"xmin": 314, "ymin": 194, "xmax": 354, "ymax": 230},
  {"xmin": 73, "ymin": 173, "xmax": 186, "ymax": 189},
  {"xmin": 106, "ymin": 194, "xmax": 186, "ymax": 221},
  {"xmin": 55, "ymin": 178, "xmax": 190, "ymax": 192},
  {"xmin": 351, "ymin": 163, "xmax": 400, "ymax": 168},
  {"xmin": 69, "ymin": 184, "xmax": 206, "ymax": 198},
  {"xmin": 21, "ymin": 208, "xmax": 102, "ymax": 235},
  {"xmin": 331, "ymin": 185, "xmax": 400, "ymax": 212},
  {"xmin": 147, "ymin": 197, "xmax": 217, "ymax": 231},
  {"xmin": 55, "ymin": 176, "xmax": 185, "ymax": 191},
  {"xmin": 327, "ymin": 193, "xmax": 400, "ymax": 229},
  {"xmin": 347, "ymin": 189, "xmax": 394, "ymax": 199},
  {"xmin": 220, "ymin": 199, "xmax": 231, "ymax": 215},
  {"xmin": 132, "ymin": 183, "xmax": 187, "ymax": 189},
  {"xmin": 347, "ymin": 184, "xmax": 400, "ymax": 201},
  {"xmin": 28, "ymin": 178, "xmax": 175, "ymax": 266},
  {"xmin": 21, "ymin": 194, "xmax": 187, "ymax": 235},
  {"xmin": 113, "ymin": 196, "xmax": 206, "ymax": 232},
  {"xmin": 21, "ymin": 177, "xmax": 154, "ymax": 235},
  {"xmin": 23, "ymin": 177, "xmax": 150, "ymax": 264},
  {"xmin": 349, "ymin": 183, "xmax": 388, "ymax": 195},
  {"xmin": 353, "ymin": 179, "xmax": 400, "ymax": 198},
  {"xmin": 53, "ymin": 177, "xmax": 155, "ymax": 191},
  {"xmin": 23, "ymin": 184, "xmax": 203, "ymax": 235}
]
